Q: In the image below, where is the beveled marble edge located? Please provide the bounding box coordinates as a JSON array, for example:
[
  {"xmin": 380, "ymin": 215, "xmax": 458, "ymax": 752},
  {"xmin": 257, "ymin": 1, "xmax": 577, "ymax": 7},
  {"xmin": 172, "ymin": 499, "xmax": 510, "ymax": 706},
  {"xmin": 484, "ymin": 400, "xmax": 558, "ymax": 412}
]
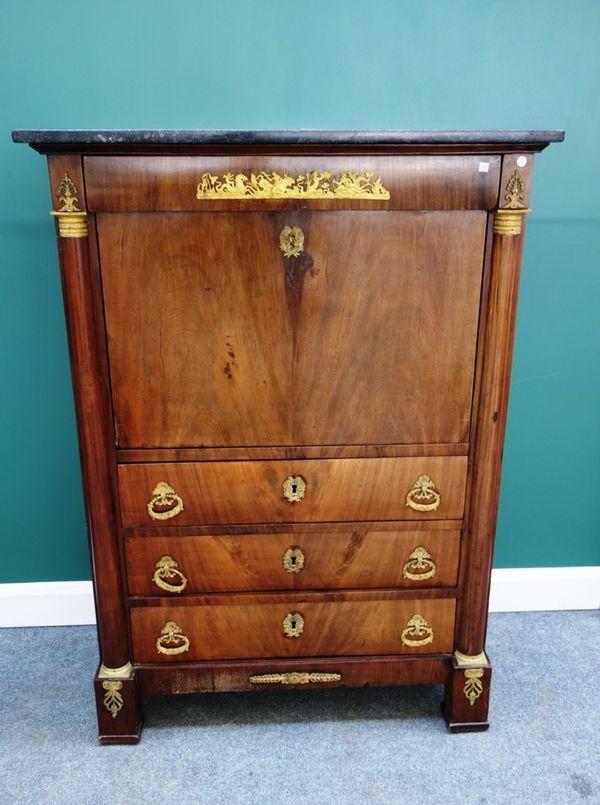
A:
[{"xmin": 11, "ymin": 128, "xmax": 565, "ymax": 145}]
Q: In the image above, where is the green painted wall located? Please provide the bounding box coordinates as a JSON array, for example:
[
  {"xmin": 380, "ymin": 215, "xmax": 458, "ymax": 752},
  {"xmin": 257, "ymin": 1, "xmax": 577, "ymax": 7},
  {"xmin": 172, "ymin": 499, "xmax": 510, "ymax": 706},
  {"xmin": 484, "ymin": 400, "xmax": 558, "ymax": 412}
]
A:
[{"xmin": 1, "ymin": 1, "xmax": 598, "ymax": 582}]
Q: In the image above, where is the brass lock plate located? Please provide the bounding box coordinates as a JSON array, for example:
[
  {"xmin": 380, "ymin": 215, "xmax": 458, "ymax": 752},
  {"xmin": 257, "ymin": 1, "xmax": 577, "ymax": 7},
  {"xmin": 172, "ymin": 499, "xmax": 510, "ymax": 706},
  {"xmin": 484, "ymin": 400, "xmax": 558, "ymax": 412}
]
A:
[
  {"xmin": 282, "ymin": 612, "xmax": 304, "ymax": 638},
  {"xmin": 283, "ymin": 547, "xmax": 305, "ymax": 573},
  {"xmin": 282, "ymin": 475, "xmax": 306, "ymax": 503},
  {"xmin": 279, "ymin": 225, "xmax": 305, "ymax": 257}
]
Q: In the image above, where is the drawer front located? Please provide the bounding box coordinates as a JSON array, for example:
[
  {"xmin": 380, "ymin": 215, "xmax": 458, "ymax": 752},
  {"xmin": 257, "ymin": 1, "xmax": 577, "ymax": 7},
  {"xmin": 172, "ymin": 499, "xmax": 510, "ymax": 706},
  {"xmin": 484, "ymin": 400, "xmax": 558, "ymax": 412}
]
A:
[
  {"xmin": 125, "ymin": 527, "xmax": 460, "ymax": 594},
  {"xmin": 118, "ymin": 456, "xmax": 467, "ymax": 527},
  {"xmin": 85, "ymin": 154, "xmax": 501, "ymax": 212},
  {"xmin": 130, "ymin": 596, "xmax": 456, "ymax": 662}
]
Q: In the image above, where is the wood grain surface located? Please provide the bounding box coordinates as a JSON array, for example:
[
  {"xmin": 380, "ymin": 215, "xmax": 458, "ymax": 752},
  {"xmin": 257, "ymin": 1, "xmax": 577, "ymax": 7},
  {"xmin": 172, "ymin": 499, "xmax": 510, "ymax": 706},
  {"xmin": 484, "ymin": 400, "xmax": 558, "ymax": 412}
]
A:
[
  {"xmin": 457, "ymin": 155, "xmax": 534, "ymax": 655},
  {"xmin": 125, "ymin": 527, "xmax": 460, "ymax": 594},
  {"xmin": 122, "ymin": 517, "xmax": 459, "ymax": 539},
  {"xmin": 137, "ymin": 654, "xmax": 451, "ymax": 694},
  {"xmin": 130, "ymin": 595, "xmax": 456, "ymax": 661},
  {"xmin": 47, "ymin": 155, "xmax": 130, "ymax": 669},
  {"xmin": 118, "ymin": 455, "xmax": 468, "ymax": 527},
  {"xmin": 85, "ymin": 154, "xmax": 501, "ymax": 211},
  {"xmin": 99, "ymin": 210, "xmax": 485, "ymax": 448},
  {"xmin": 117, "ymin": 442, "xmax": 469, "ymax": 463}
]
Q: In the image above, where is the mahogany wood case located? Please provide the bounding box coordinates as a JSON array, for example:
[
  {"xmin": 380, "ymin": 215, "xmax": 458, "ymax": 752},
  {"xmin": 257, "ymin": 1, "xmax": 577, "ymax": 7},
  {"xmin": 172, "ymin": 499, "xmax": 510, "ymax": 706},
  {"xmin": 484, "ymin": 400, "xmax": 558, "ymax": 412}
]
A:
[{"xmin": 13, "ymin": 129, "xmax": 563, "ymax": 741}]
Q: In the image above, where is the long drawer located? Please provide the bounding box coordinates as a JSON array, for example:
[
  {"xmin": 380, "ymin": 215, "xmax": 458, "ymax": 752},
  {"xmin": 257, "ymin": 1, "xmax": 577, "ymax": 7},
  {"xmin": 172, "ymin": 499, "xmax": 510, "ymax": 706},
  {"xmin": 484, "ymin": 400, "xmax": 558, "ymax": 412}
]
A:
[
  {"xmin": 130, "ymin": 595, "xmax": 456, "ymax": 662},
  {"xmin": 118, "ymin": 456, "xmax": 468, "ymax": 527},
  {"xmin": 85, "ymin": 154, "xmax": 501, "ymax": 212},
  {"xmin": 125, "ymin": 527, "xmax": 460, "ymax": 594}
]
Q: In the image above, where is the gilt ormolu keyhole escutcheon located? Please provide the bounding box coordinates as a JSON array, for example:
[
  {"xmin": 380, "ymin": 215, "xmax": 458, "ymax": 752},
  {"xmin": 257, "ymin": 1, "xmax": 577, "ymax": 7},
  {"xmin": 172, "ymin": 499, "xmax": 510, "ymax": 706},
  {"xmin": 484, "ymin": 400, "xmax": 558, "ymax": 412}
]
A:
[
  {"xmin": 283, "ymin": 547, "xmax": 305, "ymax": 573},
  {"xmin": 282, "ymin": 612, "xmax": 304, "ymax": 638},
  {"xmin": 282, "ymin": 475, "xmax": 306, "ymax": 503}
]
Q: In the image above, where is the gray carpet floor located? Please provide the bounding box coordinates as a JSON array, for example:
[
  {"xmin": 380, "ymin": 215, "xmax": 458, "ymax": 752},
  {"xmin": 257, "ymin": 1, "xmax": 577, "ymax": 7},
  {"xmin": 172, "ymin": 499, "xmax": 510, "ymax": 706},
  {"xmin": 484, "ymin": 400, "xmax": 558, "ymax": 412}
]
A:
[{"xmin": 0, "ymin": 611, "xmax": 598, "ymax": 805}]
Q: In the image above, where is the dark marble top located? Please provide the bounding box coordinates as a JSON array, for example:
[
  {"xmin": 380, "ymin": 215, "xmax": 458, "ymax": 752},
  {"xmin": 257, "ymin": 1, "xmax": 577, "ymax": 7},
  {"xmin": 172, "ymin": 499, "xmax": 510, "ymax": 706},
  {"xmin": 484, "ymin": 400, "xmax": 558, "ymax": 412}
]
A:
[{"xmin": 12, "ymin": 129, "xmax": 564, "ymax": 146}]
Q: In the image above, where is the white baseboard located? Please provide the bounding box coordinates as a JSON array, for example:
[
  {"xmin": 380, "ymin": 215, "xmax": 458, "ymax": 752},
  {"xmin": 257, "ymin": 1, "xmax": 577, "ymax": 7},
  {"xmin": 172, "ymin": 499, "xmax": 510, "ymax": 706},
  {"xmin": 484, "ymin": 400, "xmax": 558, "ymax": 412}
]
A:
[
  {"xmin": 0, "ymin": 581, "xmax": 96, "ymax": 627},
  {"xmin": 0, "ymin": 568, "xmax": 598, "ymax": 627},
  {"xmin": 488, "ymin": 566, "xmax": 600, "ymax": 612}
]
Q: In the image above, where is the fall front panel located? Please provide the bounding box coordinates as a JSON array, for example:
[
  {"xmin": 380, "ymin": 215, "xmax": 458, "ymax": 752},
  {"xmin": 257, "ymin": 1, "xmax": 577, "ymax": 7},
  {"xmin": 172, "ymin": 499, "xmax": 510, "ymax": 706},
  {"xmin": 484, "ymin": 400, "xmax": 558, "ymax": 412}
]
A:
[{"xmin": 98, "ymin": 211, "xmax": 485, "ymax": 447}]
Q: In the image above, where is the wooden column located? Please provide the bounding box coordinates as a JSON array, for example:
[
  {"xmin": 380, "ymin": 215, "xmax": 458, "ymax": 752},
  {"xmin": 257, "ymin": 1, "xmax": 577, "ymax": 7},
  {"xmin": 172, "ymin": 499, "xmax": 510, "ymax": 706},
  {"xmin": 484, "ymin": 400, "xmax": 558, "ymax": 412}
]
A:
[
  {"xmin": 445, "ymin": 154, "xmax": 534, "ymax": 731},
  {"xmin": 458, "ymin": 153, "xmax": 534, "ymax": 656},
  {"xmin": 47, "ymin": 156, "xmax": 130, "ymax": 669},
  {"xmin": 48, "ymin": 155, "xmax": 141, "ymax": 741}
]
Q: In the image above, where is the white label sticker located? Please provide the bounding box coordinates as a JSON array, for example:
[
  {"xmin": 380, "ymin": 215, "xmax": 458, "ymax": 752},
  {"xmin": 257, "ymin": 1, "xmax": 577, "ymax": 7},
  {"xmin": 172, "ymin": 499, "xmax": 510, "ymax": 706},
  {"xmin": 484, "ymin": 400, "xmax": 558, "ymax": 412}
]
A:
[
  {"xmin": 517, "ymin": 156, "xmax": 528, "ymax": 167},
  {"xmin": 478, "ymin": 162, "xmax": 490, "ymax": 173}
]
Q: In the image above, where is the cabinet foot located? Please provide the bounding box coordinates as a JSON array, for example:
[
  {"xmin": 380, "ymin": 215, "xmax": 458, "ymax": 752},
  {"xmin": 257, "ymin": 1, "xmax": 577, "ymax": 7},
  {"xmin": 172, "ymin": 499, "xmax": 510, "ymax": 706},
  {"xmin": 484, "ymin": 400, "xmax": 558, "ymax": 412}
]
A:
[
  {"xmin": 442, "ymin": 651, "xmax": 491, "ymax": 732},
  {"xmin": 94, "ymin": 663, "xmax": 143, "ymax": 744}
]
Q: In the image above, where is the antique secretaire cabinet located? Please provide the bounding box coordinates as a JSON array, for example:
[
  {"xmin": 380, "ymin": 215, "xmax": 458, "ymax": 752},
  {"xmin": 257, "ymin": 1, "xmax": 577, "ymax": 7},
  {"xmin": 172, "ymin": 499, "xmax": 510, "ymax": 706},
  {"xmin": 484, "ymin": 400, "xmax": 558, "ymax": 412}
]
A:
[{"xmin": 13, "ymin": 129, "xmax": 563, "ymax": 742}]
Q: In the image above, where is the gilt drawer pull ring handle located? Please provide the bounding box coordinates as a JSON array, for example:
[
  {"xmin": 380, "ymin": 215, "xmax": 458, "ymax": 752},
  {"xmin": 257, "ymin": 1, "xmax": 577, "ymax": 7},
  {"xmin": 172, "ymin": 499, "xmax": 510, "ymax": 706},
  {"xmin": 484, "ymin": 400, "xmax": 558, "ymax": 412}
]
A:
[
  {"xmin": 152, "ymin": 555, "xmax": 188, "ymax": 593},
  {"xmin": 279, "ymin": 226, "xmax": 305, "ymax": 257},
  {"xmin": 147, "ymin": 481, "xmax": 184, "ymax": 521},
  {"xmin": 283, "ymin": 547, "xmax": 305, "ymax": 573},
  {"xmin": 156, "ymin": 621, "xmax": 190, "ymax": 655},
  {"xmin": 282, "ymin": 475, "xmax": 306, "ymax": 503},
  {"xmin": 250, "ymin": 672, "xmax": 341, "ymax": 685},
  {"xmin": 283, "ymin": 612, "xmax": 304, "ymax": 638},
  {"xmin": 402, "ymin": 546, "xmax": 436, "ymax": 581},
  {"xmin": 400, "ymin": 614, "xmax": 434, "ymax": 647},
  {"xmin": 405, "ymin": 474, "xmax": 441, "ymax": 512}
]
